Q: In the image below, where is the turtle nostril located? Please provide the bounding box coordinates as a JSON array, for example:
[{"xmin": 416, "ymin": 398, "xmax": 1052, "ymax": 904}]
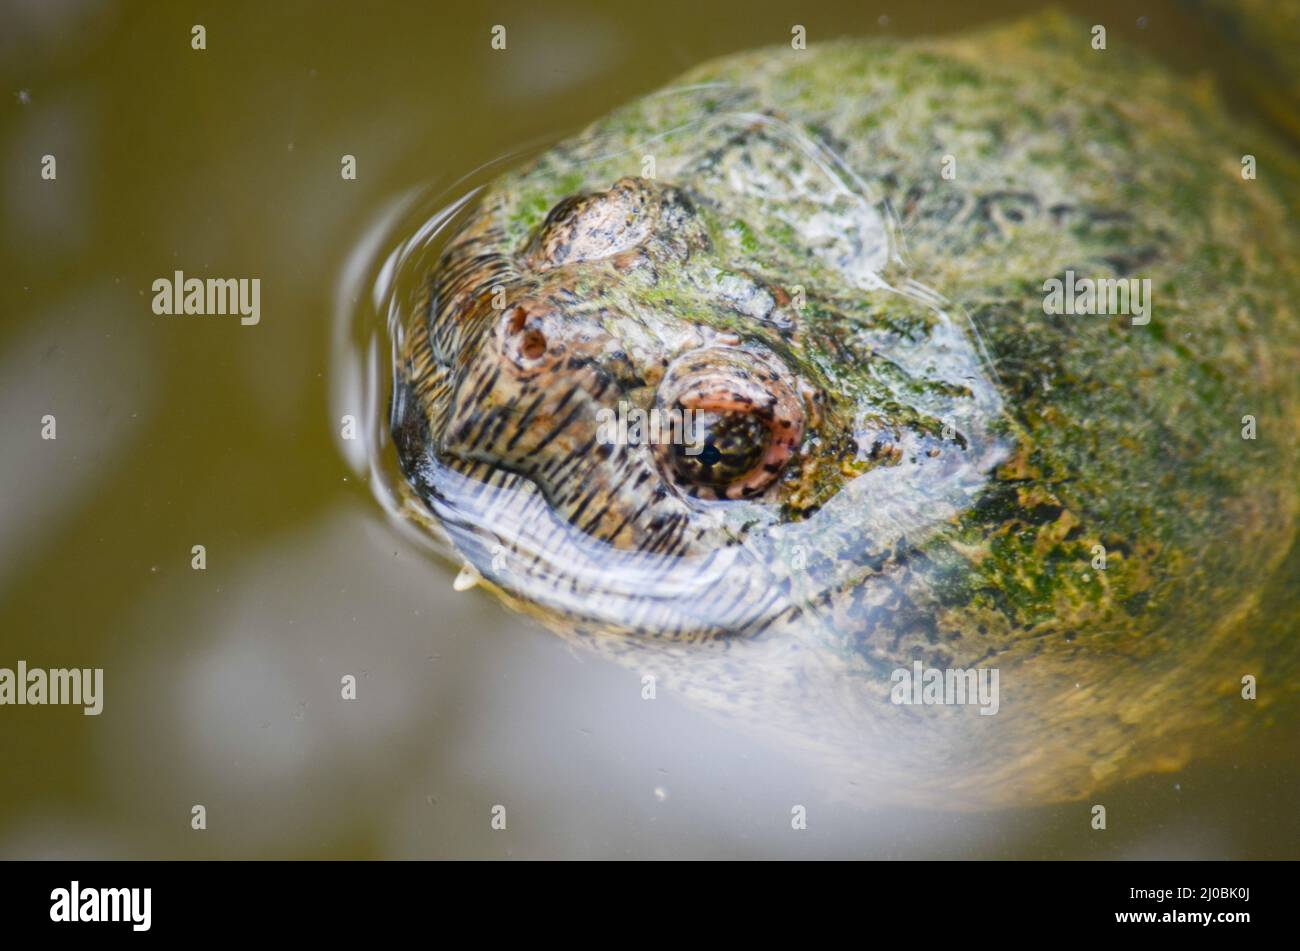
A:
[
  {"xmin": 520, "ymin": 329, "xmax": 547, "ymax": 360},
  {"xmin": 500, "ymin": 304, "xmax": 552, "ymax": 370}
]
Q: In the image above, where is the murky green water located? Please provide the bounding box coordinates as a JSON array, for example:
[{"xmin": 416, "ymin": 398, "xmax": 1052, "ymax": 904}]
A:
[{"xmin": 2, "ymin": 0, "xmax": 1297, "ymax": 858}]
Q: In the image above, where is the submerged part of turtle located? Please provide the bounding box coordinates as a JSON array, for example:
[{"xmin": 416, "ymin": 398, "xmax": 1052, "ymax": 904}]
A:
[{"xmin": 388, "ymin": 14, "xmax": 1300, "ymax": 808}]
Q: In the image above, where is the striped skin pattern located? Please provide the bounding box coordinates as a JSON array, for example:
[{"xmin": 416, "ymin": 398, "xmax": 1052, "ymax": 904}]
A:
[{"xmin": 390, "ymin": 14, "xmax": 1300, "ymax": 806}]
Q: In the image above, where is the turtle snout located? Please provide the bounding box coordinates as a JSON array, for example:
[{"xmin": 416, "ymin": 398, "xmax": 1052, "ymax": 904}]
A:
[{"xmin": 439, "ymin": 294, "xmax": 613, "ymax": 467}]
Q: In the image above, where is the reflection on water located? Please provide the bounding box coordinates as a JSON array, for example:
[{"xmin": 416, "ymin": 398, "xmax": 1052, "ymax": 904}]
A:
[{"xmin": 1, "ymin": 0, "xmax": 1298, "ymax": 857}]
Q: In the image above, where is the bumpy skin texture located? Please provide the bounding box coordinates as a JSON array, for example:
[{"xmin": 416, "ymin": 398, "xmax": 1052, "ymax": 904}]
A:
[{"xmin": 393, "ymin": 14, "xmax": 1300, "ymax": 807}]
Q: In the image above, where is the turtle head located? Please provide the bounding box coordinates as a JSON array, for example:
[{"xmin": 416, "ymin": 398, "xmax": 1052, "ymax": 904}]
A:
[
  {"xmin": 397, "ymin": 172, "xmax": 1002, "ymax": 634},
  {"xmin": 426, "ymin": 177, "xmax": 822, "ymax": 554}
]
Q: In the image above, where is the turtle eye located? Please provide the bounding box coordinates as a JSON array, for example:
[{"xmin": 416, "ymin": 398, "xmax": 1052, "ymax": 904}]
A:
[
  {"xmin": 670, "ymin": 407, "xmax": 768, "ymax": 489},
  {"xmin": 654, "ymin": 346, "xmax": 805, "ymax": 501}
]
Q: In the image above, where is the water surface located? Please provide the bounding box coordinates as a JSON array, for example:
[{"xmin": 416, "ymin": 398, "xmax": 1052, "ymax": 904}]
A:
[{"xmin": 1, "ymin": 0, "xmax": 1297, "ymax": 858}]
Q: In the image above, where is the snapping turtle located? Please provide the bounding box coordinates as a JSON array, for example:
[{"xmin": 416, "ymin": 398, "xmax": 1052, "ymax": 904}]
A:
[{"xmin": 389, "ymin": 14, "xmax": 1300, "ymax": 807}]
